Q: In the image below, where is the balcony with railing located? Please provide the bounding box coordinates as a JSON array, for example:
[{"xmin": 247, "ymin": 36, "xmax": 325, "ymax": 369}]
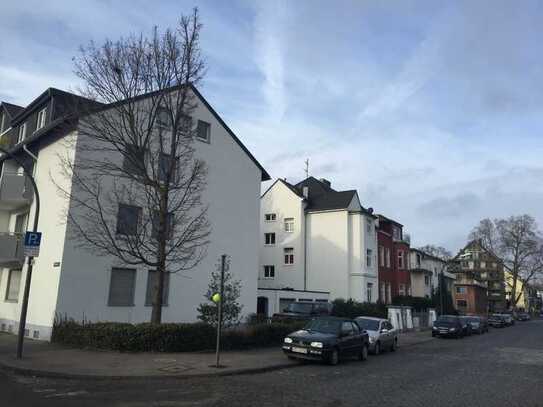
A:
[
  {"xmin": 0, "ymin": 171, "xmax": 33, "ymax": 210},
  {"xmin": 0, "ymin": 232, "xmax": 25, "ymax": 268}
]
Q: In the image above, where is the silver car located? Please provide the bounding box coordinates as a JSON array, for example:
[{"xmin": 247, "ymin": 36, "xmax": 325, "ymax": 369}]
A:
[{"xmin": 355, "ymin": 317, "xmax": 398, "ymax": 355}]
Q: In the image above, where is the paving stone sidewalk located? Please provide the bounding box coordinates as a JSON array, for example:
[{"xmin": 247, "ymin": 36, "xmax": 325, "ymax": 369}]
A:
[{"xmin": 0, "ymin": 330, "xmax": 434, "ymax": 379}]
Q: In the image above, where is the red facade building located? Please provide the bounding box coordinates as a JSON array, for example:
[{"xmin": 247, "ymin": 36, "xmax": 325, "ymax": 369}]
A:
[{"xmin": 377, "ymin": 215, "xmax": 411, "ymax": 303}]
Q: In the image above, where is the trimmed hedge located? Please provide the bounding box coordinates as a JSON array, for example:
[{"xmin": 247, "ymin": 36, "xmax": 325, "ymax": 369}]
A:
[
  {"xmin": 51, "ymin": 319, "xmax": 304, "ymax": 352},
  {"xmin": 331, "ymin": 298, "xmax": 387, "ymax": 319},
  {"xmin": 391, "ymin": 296, "xmax": 434, "ymax": 311}
]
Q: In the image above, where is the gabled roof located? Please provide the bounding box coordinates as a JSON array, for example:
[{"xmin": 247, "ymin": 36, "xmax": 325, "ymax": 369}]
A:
[
  {"xmin": 1, "ymin": 102, "xmax": 24, "ymax": 119},
  {"xmin": 377, "ymin": 214, "xmax": 403, "ymax": 228},
  {"xmin": 1, "ymin": 85, "xmax": 270, "ymax": 181},
  {"xmin": 263, "ymin": 176, "xmax": 373, "ymax": 215}
]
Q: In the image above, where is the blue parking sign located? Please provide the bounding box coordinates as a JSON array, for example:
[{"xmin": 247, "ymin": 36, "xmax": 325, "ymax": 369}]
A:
[{"xmin": 24, "ymin": 232, "xmax": 42, "ymax": 257}]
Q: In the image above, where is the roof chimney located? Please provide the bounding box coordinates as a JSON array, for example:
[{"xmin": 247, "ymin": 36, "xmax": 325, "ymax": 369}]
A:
[
  {"xmin": 302, "ymin": 186, "xmax": 309, "ymax": 198},
  {"xmin": 319, "ymin": 178, "xmax": 331, "ymax": 188}
]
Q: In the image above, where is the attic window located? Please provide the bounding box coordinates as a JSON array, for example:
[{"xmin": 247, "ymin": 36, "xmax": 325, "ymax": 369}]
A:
[
  {"xmin": 36, "ymin": 108, "xmax": 47, "ymax": 131},
  {"xmin": 17, "ymin": 122, "xmax": 27, "ymax": 143},
  {"xmin": 196, "ymin": 120, "xmax": 210, "ymax": 143}
]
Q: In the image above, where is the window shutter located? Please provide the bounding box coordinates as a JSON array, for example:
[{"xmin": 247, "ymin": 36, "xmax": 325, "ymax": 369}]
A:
[
  {"xmin": 145, "ymin": 270, "xmax": 169, "ymax": 306},
  {"xmin": 108, "ymin": 268, "xmax": 136, "ymax": 306}
]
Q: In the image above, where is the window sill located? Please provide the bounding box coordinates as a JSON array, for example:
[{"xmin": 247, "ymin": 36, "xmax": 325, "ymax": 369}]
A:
[
  {"xmin": 107, "ymin": 304, "xmax": 135, "ymax": 307},
  {"xmin": 284, "ymin": 263, "xmax": 295, "ymax": 266},
  {"xmin": 144, "ymin": 304, "xmax": 169, "ymax": 307},
  {"xmin": 264, "ymin": 244, "xmax": 276, "ymax": 247},
  {"xmin": 4, "ymin": 299, "xmax": 18, "ymax": 303},
  {"xmin": 195, "ymin": 136, "xmax": 210, "ymax": 144}
]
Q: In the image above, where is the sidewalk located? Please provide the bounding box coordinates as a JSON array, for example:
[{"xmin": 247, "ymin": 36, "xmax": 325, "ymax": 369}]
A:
[{"xmin": 0, "ymin": 330, "xmax": 434, "ymax": 380}]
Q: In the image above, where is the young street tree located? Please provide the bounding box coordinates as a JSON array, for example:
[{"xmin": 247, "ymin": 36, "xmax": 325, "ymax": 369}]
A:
[
  {"xmin": 197, "ymin": 256, "xmax": 243, "ymax": 327},
  {"xmin": 469, "ymin": 215, "xmax": 543, "ymax": 309},
  {"xmin": 57, "ymin": 8, "xmax": 210, "ymax": 323}
]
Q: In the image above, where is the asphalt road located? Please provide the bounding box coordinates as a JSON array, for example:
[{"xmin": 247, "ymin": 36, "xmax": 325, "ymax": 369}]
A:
[{"xmin": 2, "ymin": 319, "xmax": 543, "ymax": 406}]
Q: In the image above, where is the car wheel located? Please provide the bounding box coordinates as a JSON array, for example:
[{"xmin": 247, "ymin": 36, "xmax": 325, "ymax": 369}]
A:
[
  {"xmin": 374, "ymin": 341, "xmax": 380, "ymax": 355},
  {"xmin": 390, "ymin": 338, "xmax": 397, "ymax": 352},
  {"xmin": 329, "ymin": 348, "xmax": 340, "ymax": 365},
  {"xmin": 432, "ymin": 332, "xmax": 436, "ymax": 337},
  {"xmin": 359, "ymin": 345, "xmax": 368, "ymax": 361}
]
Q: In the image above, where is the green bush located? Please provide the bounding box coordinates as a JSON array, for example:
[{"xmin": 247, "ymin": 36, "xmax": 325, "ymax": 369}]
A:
[
  {"xmin": 331, "ymin": 298, "xmax": 387, "ymax": 319},
  {"xmin": 51, "ymin": 317, "xmax": 304, "ymax": 352},
  {"xmin": 391, "ymin": 296, "xmax": 434, "ymax": 311}
]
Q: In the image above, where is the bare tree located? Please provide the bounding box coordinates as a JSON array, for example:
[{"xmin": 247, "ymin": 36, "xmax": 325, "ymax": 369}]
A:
[
  {"xmin": 56, "ymin": 8, "xmax": 210, "ymax": 323},
  {"xmin": 469, "ymin": 215, "xmax": 543, "ymax": 309},
  {"xmin": 418, "ymin": 245, "xmax": 452, "ymax": 260}
]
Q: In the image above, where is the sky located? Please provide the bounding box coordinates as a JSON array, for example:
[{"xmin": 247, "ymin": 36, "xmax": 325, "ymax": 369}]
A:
[{"xmin": 2, "ymin": 0, "xmax": 543, "ymax": 252}]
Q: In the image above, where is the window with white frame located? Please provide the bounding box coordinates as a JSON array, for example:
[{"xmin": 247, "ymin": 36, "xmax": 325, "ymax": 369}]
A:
[
  {"xmin": 264, "ymin": 213, "xmax": 276, "ymax": 222},
  {"xmin": 284, "ymin": 217, "xmax": 294, "ymax": 232},
  {"xmin": 380, "ymin": 283, "xmax": 385, "ymax": 303},
  {"xmin": 456, "ymin": 286, "xmax": 466, "ymax": 294},
  {"xmin": 399, "ymin": 284, "xmax": 406, "ymax": 296},
  {"xmin": 196, "ymin": 120, "xmax": 211, "ymax": 142},
  {"xmin": 386, "ymin": 283, "xmax": 391, "ymax": 303},
  {"xmin": 398, "ymin": 251, "xmax": 404, "ymax": 269},
  {"xmin": 5, "ymin": 269, "xmax": 22, "ymax": 302},
  {"xmin": 480, "ymin": 261, "xmax": 486, "ymax": 269},
  {"xmin": 424, "ymin": 275, "xmax": 430, "ymax": 286},
  {"xmin": 366, "ymin": 249, "xmax": 372, "ymax": 267},
  {"xmin": 36, "ymin": 108, "xmax": 47, "ymax": 131},
  {"xmin": 366, "ymin": 282, "xmax": 373, "ymax": 302},
  {"xmin": 264, "ymin": 233, "xmax": 276, "ymax": 245},
  {"xmin": 108, "ymin": 268, "xmax": 136, "ymax": 306},
  {"xmin": 145, "ymin": 270, "xmax": 170, "ymax": 306},
  {"xmin": 468, "ymin": 261, "xmax": 474, "ymax": 269},
  {"xmin": 284, "ymin": 248, "xmax": 294, "ymax": 265},
  {"xmin": 263, "ymin": 265, "xmax": 275, "ymax": 279},
  {"xmin": 379, "ymin": 246, "xmax": 385, "ymax": 267},
  {"xmin": 386, "ymin": 248, "xmax": 391, "ymax": 268},
  {"xmin": 17, "ymin": 122, "xmax": 27, "ymax": 143},
  {"xmin": 392, "ymin": 226, "xmax": 401, "ymax": 241}
]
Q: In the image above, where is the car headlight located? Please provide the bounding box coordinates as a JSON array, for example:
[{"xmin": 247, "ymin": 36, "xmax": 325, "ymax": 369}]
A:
[
  {"xmin": 284, "ymin": 337, "xmax": 293, "ymax": 344},
  {"xmin": 310, "ymin": 342, "xmax": 323, "ymax": 348},
  {"xmin": 432, "ymin": 326, "xmax": 438, "ymax": 330},
  {"xmin": 449, "ymin": 328, "xmax": 456, "ymax": 331},
  {"xmin": 369, "ymin": 336, "xmax": 376, "ymax": 343}
]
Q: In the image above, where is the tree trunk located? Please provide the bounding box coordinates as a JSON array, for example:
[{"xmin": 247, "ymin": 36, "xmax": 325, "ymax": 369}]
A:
[{"xmin": 151, "ymin": 190, "xmax": 169, "ymax": 324}]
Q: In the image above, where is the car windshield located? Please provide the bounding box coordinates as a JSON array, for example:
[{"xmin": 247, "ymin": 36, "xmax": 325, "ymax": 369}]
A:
[
  {"xmin": 436, "ymin": 316, "xmax": 457, "ymax": 323},
  {"xmin": 355, "ymin": 318, "xmax": 380, "ymax": 331},
  {"xmin": 304, "ymin": 319, "xmax": 341, "ymax": 334},
  {"xmin": 285, "ymin": 303, "xmax": 313, "ymax": 313},
  {"xmin": 466, "ymin": 317, "xmax": 479, "ymax": 323}
]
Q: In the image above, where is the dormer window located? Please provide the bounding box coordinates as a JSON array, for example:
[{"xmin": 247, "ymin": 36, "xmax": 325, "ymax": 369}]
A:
[
  {"xmin": 17, "ymin": 122, "xmax": 27, "ymax": 143},
  {"xmin": 36, "ymin": 108, "xmax": 47, "ymax": 131}
]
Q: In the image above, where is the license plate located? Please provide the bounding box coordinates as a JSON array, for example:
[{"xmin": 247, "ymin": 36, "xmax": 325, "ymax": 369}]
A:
[{"xmin": 291, "ymin": 346, "xmax": 308, "ymax": 354}]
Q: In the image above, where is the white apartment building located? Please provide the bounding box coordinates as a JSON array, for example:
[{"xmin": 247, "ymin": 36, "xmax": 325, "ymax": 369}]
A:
[
  {"xmin": 257, "ymin": 177, "xmax": 378, "ymax": 316},
  {"xmin": 0, "ymin": 86, "xmax": 269, "ymax": 340},
  {"xmin": 409, "ymin": 248, "xmax": 455, "ymax": 298}
]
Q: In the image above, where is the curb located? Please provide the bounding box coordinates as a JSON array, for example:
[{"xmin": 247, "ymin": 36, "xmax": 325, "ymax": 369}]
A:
[
  {"xmin": 0, "ymin": 335, "xmax": 435, "ymax": 381},
  {"xmin": 0, "ymin": 359, "xmax": 302, "ymax": 381}
]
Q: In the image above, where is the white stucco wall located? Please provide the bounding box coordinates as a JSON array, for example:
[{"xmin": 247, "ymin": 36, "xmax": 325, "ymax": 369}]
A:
[
  {"xmin": 53, "ymin": 90, "xmax": 263, "ymax": 326},
  {"xmin": 0, "ymin": 134, "xmax": 76, "ymax": 339},
  {"xmin": 306, "ymin": 210, "xmax": 350, "ymax": 300},
  {"xmin": 259, "ymin": 181, "xmax": 305, "ymax": 291}
]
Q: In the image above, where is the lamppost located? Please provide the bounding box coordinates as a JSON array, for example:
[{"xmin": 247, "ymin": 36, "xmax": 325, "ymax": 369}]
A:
[{"xmin": 0, "ymin": 146, "xmax": 40, "ymax": 359}]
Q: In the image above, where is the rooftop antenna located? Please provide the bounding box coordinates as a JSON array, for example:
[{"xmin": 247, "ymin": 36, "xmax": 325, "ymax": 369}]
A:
[{"xmin": 304, "ymin": 158, "xmax": 309, "ymax": 179}]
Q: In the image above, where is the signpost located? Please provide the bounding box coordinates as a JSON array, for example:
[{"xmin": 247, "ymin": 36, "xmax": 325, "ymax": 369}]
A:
[{"xmin": 23, "ymin": 232, "xmax": 42, "ymax": 258}]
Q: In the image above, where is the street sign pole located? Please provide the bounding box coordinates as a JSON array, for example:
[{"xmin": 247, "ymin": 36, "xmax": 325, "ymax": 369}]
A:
[{"xmin": 215, "ymin": 254, "xmax": 226, "ymax": 368}]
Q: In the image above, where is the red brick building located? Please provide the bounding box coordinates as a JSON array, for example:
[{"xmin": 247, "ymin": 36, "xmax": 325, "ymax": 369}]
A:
[
  {"xmin": 377, "ymin": 215, "xmax": 411, "ymax": 303},
  {"xmin": 453, "ymin": 273, "xmax": 488, "ymax": 316}
]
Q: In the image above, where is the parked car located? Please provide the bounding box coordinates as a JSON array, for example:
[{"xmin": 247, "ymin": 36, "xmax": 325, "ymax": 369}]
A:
[
  {"xmin": 517, "ymin": 312, "xmax": 531, "ymax": 321},
  {"xmin": 282, "ymin": 317, "xmax": 369, "ymax": 365},
  {"xmin": 272, "ymin": 301, "xmax": 333, "ymax": 323},
  {"xmin": 355, "ymin": 316, "xmax": 398, "ymax": 354},
  {"xmin": 500, "ymin": 313, "xmax": 515, "ymax": 326},
  {"xmin": 488, "ymin": 314, "xmax": 506, "ymax": 328},
  {"xmin": 464, "ymin": 316, "xmax": 488, "ymax": 334},
  {"xmin": 432, "ymin": 315, "xmax": 464, "ymax": 338},
  {"xmin": 458, "ymin": 316, "xmax": 473, "ymax": 336}
]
